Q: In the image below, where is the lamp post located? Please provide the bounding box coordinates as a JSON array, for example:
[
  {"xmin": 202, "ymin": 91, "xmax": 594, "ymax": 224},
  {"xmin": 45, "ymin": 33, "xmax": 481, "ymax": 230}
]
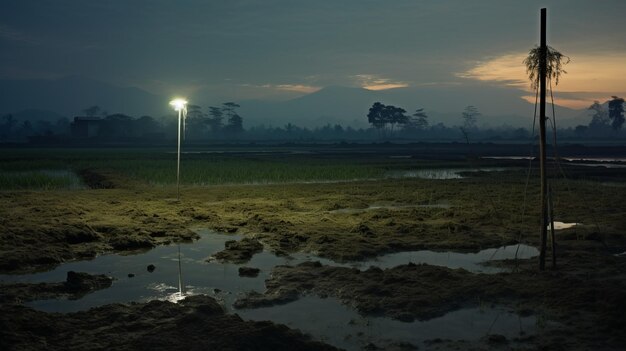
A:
[
  {"xmin": 169, "ymin": 98, "xmax": 187, "ymax": 299},
  {"xmin": 169, "ymin": 98, "xmax": 187, "ymax": 201}
]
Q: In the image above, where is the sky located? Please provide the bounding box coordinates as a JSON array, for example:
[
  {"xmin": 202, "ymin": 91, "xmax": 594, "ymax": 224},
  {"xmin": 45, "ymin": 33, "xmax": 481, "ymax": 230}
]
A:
[{"xmin": 1, "ymin": 0, "xmax": 625, "ymax": 109}]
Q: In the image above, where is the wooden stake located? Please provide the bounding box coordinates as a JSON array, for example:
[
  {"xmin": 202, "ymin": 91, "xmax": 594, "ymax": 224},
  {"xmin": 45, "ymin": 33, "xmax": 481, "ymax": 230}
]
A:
[{"xmin": 539, "ymin": 8, "xmax": 548, "ymax": 271}]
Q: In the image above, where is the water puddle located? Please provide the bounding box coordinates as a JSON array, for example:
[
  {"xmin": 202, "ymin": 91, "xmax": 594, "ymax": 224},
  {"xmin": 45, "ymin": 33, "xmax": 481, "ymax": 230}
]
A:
[
  {"xmin": 1, "ymin": 231, "xmax": 537, "ymax": 310},
  {"xmin": 551, "ymin": 221, "xmax": 579, "ymax": 230},
  {"xmin": 343, "ymin": 244, "xmax": 538, "ymax": 273},
  {"xmin": 569, "ymin": 162, "xmax": 626, "ymax": 169},
  {"xmin": 0, "ymin": 230, "xmax": 539, "ymax": 349},
  {"xmin": 482, "ymin": 156, "xmax": 534, "ymax": 160},
  {"xmin": 563, "ymin": 157, "xmax": 626, "ymax": 163},
  {"xmin": 386, "ymin": 167, "xmax": 507, "ymax": 180},
  {"xmin": 328, "ymin": 202, "xmax": 451, "ymax": 214},
  {"xmin": 240, "ymin": 296, "xmax": 537, "ymax": 351}
]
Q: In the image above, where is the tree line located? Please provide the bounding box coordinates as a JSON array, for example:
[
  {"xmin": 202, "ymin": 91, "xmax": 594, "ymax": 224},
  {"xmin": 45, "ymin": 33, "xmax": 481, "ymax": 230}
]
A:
[
  {"xmin": 0, "ymin": 97, "xmax": 624, "ymax": 143},
  {"xmin": 574, "ymin": 96, "xmax": 625, "ymax": 137}
]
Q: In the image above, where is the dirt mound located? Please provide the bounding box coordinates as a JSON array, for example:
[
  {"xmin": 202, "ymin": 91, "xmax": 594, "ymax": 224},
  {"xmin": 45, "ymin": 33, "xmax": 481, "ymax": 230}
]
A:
[
  {"xmin": 210, "ymin": 237, "xmax": 263, "ymax": 263},
  {"xmin": 1, "ymin": 271, "xmax": 112, "ymax": 304}
]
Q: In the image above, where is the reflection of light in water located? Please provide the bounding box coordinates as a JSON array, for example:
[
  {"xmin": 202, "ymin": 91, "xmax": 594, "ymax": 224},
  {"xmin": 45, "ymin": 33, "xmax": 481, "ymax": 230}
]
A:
[
  {"xmin": 148, "ymin": 283, "xmax": 215, "ymax": 304},
  {"xmin": 551, "ymin": 221, "xmax": 579, "ymax": 230},
  {"xmin": 386, "ymin": 168, "xmax": 508, "ymax": 180},
  {"xmin": 5, "ymin": 230, "xmax": 545, "ymax": 350},
  {"xmin": 166, "ymin": 291, "xmax": 186, "ymax": 303}
]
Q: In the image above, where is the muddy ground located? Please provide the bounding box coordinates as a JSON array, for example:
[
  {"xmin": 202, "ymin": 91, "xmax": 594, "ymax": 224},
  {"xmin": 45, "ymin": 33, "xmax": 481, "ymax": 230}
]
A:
[
  {"xmin": 1, "ymin": 149, "xmax": 626, "ymax": 350},
  {"xmin": 0, "ymin": 294, "xmax": 337, "ymax": 351}
]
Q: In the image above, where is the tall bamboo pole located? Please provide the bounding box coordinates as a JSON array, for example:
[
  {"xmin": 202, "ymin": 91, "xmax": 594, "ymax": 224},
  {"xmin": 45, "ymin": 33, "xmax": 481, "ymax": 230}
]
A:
[{"xmin": 539, "ymin": 8, "xmax": 548, "ymax": 271}]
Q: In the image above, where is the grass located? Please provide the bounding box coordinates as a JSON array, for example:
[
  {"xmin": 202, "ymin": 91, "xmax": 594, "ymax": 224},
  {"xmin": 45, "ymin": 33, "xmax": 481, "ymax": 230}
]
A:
[
  {"xmin": 0, "ymin": 170, "xmax": 85, "ymax": 190},
  {"xmin": 0, "ymin": 147, "xmax": 456, "ymax": 187}
]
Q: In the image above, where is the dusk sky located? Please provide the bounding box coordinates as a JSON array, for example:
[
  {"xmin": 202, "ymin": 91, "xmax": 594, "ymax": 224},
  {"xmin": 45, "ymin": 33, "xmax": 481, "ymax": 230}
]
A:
[{"xmin": 1, "ymin": 0, "xmax": 625, "ymax": 109}]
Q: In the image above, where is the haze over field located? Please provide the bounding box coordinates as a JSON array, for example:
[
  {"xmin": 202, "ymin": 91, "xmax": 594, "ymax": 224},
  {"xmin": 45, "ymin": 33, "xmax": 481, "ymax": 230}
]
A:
[{"xmin": 1, "ymin": 0, "xmax": 625, "ymax": 129}]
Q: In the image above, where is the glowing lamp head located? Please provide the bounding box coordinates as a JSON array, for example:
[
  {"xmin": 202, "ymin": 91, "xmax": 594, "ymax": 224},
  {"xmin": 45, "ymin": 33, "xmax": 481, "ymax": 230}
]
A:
[{"xmin": 169, "ymin": 98, "xmax": 188, "ymax": 111}]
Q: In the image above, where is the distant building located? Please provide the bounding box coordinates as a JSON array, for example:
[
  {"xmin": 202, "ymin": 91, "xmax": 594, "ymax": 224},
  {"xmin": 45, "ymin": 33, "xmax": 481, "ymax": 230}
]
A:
[{"xmin": 71, "ymin": 116, "xmax": 103, "ymax": 138}]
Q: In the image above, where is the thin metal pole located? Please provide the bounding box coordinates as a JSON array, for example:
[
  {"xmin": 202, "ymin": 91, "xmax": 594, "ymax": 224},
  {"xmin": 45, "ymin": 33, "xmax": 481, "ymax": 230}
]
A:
[
  {"xmin": 178, "ymin": 243, "xmax": 184, "ymax": 295},
  {"xmin": 539, "ymin": 8, "xmax": 548, "ymax": 271},
  {"xmin": 177, "ymin": 109, "xmax": 181, "ymax": 201}
]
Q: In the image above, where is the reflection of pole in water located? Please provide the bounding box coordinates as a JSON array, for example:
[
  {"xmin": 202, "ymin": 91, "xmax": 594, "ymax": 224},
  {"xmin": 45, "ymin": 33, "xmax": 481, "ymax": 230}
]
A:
[{"xmin": 178, "ymin": 243, "xmax": 184, "ymax": 295}]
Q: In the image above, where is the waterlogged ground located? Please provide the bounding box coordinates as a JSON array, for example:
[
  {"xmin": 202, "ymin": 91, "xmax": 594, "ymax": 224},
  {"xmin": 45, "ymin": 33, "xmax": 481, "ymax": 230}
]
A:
[
  {"xmin": 1, "ymin": 145, "xmax": 626, "ymax": 350},
  {"xmin": 1, "ymin": 230, "xmax": 542, "ymax": 350}
]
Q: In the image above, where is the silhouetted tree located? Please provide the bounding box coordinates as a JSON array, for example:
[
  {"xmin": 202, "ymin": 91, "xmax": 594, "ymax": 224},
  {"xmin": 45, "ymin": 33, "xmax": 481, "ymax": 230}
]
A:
[
  {"xmin": 461, "ymin": 105, "xmax": 480, "ymax": 130},
  {"xmin": 0, "ymin": 114, "xmax": 16, "ymax": 140},
  {"xmin": 367, "ymin": 102, "xmax": 386, "ymax": 135},
  {"xmin": 285, "ymin": 123, "xmax": 295, "ymax": 135},
  {"xmin": 222, "ymin": 102, "xmax": 243, "ymax": 136},
  {"xmin": 207, "ymin": 106, "xmax": 224, "ymax": 134},
  {"xmin": 410, "ymin": 108, "xmax": 428, "ymax": 130},
  {"xmin": 367, "ymin": 102, "xmax": 408, "ymax": 137},
  {"xmin": 608, "ymin": 96, "xmax": 625, "ymax": 130},
  {"xmin": 384, "ymin": 105, "xmax": 408, "ymax": 133},
  {"xmin": 523, "ymin": 46, "xmax": 569, "ymax": 90},
  {"xmin": 587, "ymin": 101, "xmax": 610, "ymax": 131},
  {"xmin": 186, "ymin": 104, "xmax": 207, "ymax": 139},
  {"xmin": 222, "ymin": 102, "xmax": 240, "ymax": 117}
]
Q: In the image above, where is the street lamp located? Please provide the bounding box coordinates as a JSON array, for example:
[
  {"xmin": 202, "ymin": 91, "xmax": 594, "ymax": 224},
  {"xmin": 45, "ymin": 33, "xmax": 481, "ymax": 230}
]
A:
[
  {"xmin": 169, "ymin": 98, "xmax": 188, "ymax": 299},
  {"xmin": 169, "ymin": 98, "xmax": 187, "ymax": 201}
]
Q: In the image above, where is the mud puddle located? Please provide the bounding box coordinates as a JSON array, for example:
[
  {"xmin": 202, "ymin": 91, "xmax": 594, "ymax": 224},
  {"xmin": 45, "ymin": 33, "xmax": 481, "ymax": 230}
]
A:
[
  {"xmin": 240, "ymin": 295, "xmax": 537, "ymax": 351},
  {"xmin": 551, "ymin": 221, "xmax": 580, "ymax": 230},
  {"xmin": 344, "ymin": 244, "xmax": 538, "ymax": 273},
  {"xmin": 1, "ymin": 230, "xmax": 540, "ymax": 349},
  {"xmin": 1, "ymin": 230, "xmax": 538, "ymax": 312}
]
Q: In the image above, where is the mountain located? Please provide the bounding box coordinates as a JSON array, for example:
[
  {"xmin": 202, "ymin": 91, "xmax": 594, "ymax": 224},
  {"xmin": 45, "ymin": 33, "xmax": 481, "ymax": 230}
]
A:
[
  {"xmin": 237, "ymin": 86, "xmax": 378, "ymax": 128},
  {"xmin": 0, "ymin": 76, "xmax": 166, "ymax": 118},
  {"xmin": 0, "ymin": 76, "xmax": 589, "ymax": 129},
  {"xmin": 237, "ymin": 84, "xmax": 587, "ymax": 129}
]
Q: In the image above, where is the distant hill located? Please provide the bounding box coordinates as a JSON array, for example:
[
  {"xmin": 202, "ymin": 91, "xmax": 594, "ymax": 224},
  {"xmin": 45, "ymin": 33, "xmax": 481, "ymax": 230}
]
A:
[
  {"xmin": 0, "ymin": 76, "xmax": 589, "ymax": 129},
  {"xmin": 0, "ymin": 75, "xmax": 167, "ymax": 118},
  {"xmin": 237, "ymin": 84, "xmax": 587, "ymax": 129}
]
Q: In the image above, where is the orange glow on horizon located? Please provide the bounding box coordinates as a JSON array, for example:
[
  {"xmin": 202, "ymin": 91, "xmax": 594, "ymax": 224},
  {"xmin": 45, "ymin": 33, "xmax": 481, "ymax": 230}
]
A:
[
  {"xmin": 363, "ymin": 83, "xmax": 409, "ymax": 91},
  {"xmin": 459, "ymin": 52, "xmax": 626, "ymax": 109}
]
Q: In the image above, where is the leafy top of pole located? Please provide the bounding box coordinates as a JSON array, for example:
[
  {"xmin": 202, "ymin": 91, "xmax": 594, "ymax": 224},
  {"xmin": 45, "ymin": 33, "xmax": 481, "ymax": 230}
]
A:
[{"xmin": 523, "ymin": 46, "xmax": 570, "ymax": 90}]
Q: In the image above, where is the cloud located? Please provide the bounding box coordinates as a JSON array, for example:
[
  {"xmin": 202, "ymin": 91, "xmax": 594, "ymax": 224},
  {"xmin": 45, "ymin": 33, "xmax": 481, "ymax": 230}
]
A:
[
  {"xmin": 260, "ymin": 84, "xmax": 321, "ymax": 94},
  {"xmin": 456, "ymin": 54, "xmax": 529, "ymax": 88},
  {"xmin": 354, "ymin": 74, "xmax": 409, "ymax": 91},
  {"xmin": 457, "ymin": 51, "xmax": 626, "ymax": 109}
]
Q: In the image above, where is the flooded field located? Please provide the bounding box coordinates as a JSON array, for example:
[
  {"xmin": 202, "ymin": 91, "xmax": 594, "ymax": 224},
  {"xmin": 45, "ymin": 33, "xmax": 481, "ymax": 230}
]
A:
[
  {"xmin": 1, "ymin": 230, "xmax": 540, "ymax": 350},
  {"xmin": 1, "ymin": 145, "xmax": 626, "ymax": 350}
]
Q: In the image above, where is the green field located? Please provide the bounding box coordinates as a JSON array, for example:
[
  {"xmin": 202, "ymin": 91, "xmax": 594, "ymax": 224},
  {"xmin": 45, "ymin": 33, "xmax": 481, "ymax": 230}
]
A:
[{"xmin": 0, "ymin": 147, "xmax": 462, "ymax": 188}]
